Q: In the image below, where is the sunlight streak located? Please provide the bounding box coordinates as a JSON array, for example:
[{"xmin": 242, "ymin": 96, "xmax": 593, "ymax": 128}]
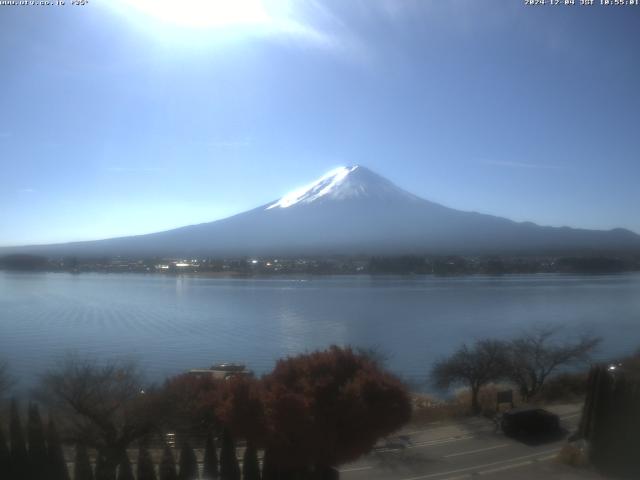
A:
[{"xmin": 115, "ymin": 0, "xmax": 273, "ymax": 29}]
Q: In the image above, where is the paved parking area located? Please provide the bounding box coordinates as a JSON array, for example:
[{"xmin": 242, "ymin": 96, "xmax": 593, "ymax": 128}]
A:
[{"xmin": 340, "ymin": 405, "xmax": 604, "ymax": 480}]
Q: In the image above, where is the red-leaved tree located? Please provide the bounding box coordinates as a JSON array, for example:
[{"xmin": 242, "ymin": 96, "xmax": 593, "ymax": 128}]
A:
[
  {"xmin": 261, "ymin": 346, "xmax": 412, "ymax": 472},
  {"xmin": 216, "ymin": 375, "xmax": 267, "ymax": 445},
  {"xmin": 161, "ymin": 373, "xmax": 223, "ymax": 436}
]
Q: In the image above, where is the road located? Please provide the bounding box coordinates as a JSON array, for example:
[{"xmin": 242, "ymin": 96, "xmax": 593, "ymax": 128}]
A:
[{"xmin": 339, "ymin": 405, "xmax": 603, "ymax": 480}]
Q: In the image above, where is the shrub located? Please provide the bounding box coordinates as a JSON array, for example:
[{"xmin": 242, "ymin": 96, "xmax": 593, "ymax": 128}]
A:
[
  {"xmin": 262, "ymin": 345, "xmax": 411, "ymax": 470},
  {"xmin": 535, "ymin": 372, "xmax": 588, "ymax": 403}
]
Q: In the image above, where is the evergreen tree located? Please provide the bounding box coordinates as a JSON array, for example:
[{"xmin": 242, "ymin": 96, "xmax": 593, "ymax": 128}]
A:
[
  {"xmin": 242, "ymin": 442, "xmax": 260, "ymax": 480},
  {"xmin": 27, "ymin": 403, "xmax": 48, "ymax": 480},
  {"xmin": 0, "ymin": 424, "xmax": 10, "ymax": 480},
  {"xmin": 47, "ymin": 419, "xmax": 70, "ymax": 480},
  {"xmin": 137, "ymin": 444, "xmax": 157, "ymax": 480},
  {"xmin": 219, "ymin": 429, "xmax": 240, "ymax": 480},
  {"xmin": 9, "ymin": 399, "xmax": 29, "ymax": 480},
  {"xmin": 159, "ymin": 446, "xmax": 178, "ymax": 480},
  {"xmin": 202, "ymin": 433, "xmax": 218, "ymax": 480},
  {"xmin": 178, "ymin": 442, "xmax": 198, "ymax": 480},
  {"xmin": 74, "ymin": 444, "xmax": 94, "ymax": 480},
  {"xmin": 95, "ymin": 451, "xmax": 107, "ymax": 480},
  {"xmin": 117, "ymin": 452, "xmax": 135, "ymax": 480},
  {"xmin": 95, "ymin": 449, "xmax": 116, "ymax": 480}
]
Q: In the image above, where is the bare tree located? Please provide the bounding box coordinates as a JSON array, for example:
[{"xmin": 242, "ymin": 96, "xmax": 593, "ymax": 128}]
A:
[
  {"xmin": 431, "ymin": 339, "xmax": 509, "ymax": 414},
  {"xmin": 505, "ymin": 327, "xmax": 600, "ymax": 401},
  {"xmin": 36, "ymin": 355, "xmax": 161, "ymax": 478}
]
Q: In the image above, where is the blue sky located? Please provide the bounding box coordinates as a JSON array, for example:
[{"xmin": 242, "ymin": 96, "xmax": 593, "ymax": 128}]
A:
[{"xmin": 1, "ymin": 0, "xmax": 639, "ymax": 246}]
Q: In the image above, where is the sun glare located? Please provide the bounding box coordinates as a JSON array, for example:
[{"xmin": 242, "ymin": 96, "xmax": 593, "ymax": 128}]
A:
[{"xmin": 116, "ymin": 0, "xmax": 274, "ymax": 29}]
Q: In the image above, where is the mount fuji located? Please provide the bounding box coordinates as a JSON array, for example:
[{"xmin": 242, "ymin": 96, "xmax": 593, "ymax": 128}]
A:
[{"xmin": 4, "ymin": 165, "xmax": 640, "ymax": 257}]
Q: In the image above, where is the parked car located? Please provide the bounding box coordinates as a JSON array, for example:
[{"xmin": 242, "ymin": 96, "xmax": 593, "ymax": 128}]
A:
[{"xmin": 501, "ymin": 407, "xmax": 560, "ymax": 436}]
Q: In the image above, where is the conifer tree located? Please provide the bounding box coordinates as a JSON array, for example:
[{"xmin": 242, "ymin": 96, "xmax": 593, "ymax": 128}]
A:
[
  {"xmin": 95, "ymin": 450, "xmax": 112, "ymax": 480},
  {"xmin": 219, "ymin": 428, "xmax": 240, "ymax": 480},
  {"xmin": 159, "ymin": 445, "xmax": 178, "ymax": 480},
  {"xmin": 117, "ymin": 452, "xmax": 135, "ymax": 480},
  {"xmin": 9, "ymin": 399, "xmax": 29, "ymax": 480},
  {"xmin": 0, "ymin": 424, "xmax": 10, "ymax": 480},
  {"xmin": 178, "ymin": 442, "xmax": 198, "ymax": 480},
  {"xmin": 202, "ymin": 433, "xmax": 218, "ymax": 479},
  {"xmin": 137, "ymin": 443, "xmax": 157, "ymax": 480},
  {"xmin": 74, "ymin": 444, "xmax": 94, "ymax": 480},
  {"xmin": 27, "ymin": 403, "xmax": 48, "ymax": 480},
  {"xmin": 47, "ymin": 419, "xmax": 70, "ymax": 480},
  {"xmin": 242, "ymin": 442, "xmax": 260, "ymax": 480}
]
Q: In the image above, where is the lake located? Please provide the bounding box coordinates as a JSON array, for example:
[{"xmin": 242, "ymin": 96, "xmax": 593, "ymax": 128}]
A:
[{"xmin": 1, "ymin": 271, "xmax": 639, "ymax": 390}]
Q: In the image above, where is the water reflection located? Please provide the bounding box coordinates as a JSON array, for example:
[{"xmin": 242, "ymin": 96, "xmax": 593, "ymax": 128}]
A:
[{"xmin": 0, "ymin": 272, "xmax": 639, "ymax": 389}]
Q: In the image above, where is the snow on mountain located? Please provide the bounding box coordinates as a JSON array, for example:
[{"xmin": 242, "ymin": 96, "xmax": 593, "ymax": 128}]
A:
[
  {"xmin": 267, "ymin": 166, "xmax": 358, "ymax": 209},
  {"xmin": 2, "ymin": 165, "xmax": 640, "ymax": 257},
  {"xmin": 266, "ymin": 165, "xmax": 419, "ymax": 209}
]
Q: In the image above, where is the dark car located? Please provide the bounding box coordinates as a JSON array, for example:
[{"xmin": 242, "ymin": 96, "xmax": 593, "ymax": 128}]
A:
[{"xmin": 501, "ymin": 408, "xmax": 560, "ymax": 437}]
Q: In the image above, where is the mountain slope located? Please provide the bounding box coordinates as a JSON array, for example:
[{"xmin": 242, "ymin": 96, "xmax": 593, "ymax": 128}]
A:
[{"xmin": 3, "ymin": 165, "xmax": 640, "ymax": 257}]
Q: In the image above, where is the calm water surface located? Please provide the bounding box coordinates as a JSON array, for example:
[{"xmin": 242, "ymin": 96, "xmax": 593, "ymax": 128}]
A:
[{"xmin": 1, "ymin": 272, "xmax": 639, "ymax": 388}]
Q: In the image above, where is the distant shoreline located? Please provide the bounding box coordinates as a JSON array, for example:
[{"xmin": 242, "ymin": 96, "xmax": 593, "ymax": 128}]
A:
[
  {"xmin": 1, "ymin": 252, "xmax": 639, "ymax": 276},
  {"xmin": 2, "ymin": 269, "xmax": 640, "ymax": 279}
]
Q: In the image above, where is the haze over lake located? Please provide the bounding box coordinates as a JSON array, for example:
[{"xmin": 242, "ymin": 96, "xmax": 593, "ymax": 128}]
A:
[{"xmin": 1, "ymin": 271, "xmax": 639, "ymax": 390}]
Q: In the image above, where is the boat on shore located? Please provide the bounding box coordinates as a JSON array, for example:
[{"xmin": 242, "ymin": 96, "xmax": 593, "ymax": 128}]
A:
[{"xmin": 188, "ymin": 363, "xmax": 249, "ymax": 380}]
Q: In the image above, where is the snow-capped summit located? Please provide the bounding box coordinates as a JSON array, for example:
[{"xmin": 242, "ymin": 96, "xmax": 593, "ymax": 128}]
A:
[
  {"xmin": 266, "ymin": 165, "xmax": 418, "ymax": 209},
  {"xmin": 4, "ymin": 165, "xmax": 640, "ymax": 257},
  {"xmin": 266, "ymin": 166, "xmax": 358, "ymax": 209}
]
